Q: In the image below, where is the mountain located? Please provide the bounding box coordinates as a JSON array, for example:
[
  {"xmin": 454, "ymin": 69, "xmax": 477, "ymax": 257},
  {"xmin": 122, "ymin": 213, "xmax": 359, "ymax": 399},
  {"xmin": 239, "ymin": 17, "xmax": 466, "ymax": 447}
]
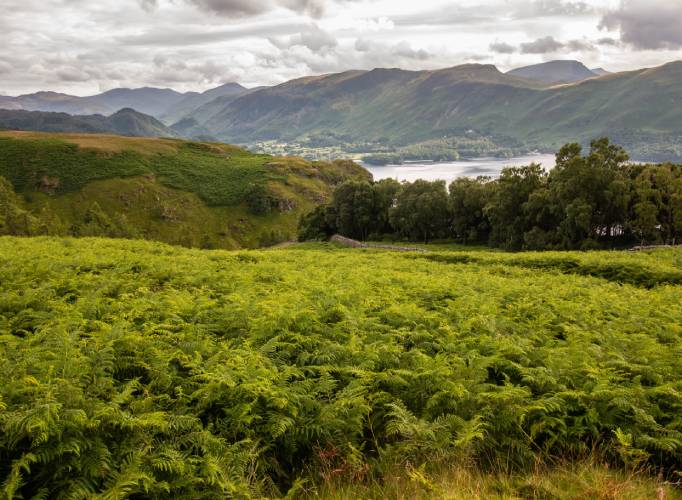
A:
[
  {"xmin": 0, "ymin": 108, "xmax": 180, "ymax": 137},
  {"xmin": 506, "ymin": 60, "xmax": 598, "ymax": 84},
  {"xmin": 6, "ymin": 91, "xmax": 112, "ymax": 115},
  {"xmin": 0, "ymin": 131, "xmax": 369, "ymax": 248},
  {"xmin": 203, "ymin": 64, "xmax": 543, "ymax": 142},
  {"xmin": 161, "ymin": 82, "xmax": 248, "ymax": 124},
  {"xmin": 0, "ymin": 83, "xmax": 248, "ymax": 122},
  {"xmin": 192, "ymin": 61, "xmax": 682, "ymax": 161},
  {"xmin": 590, "ymin": 67, "xmax": 611, "ymax": 76},
  {"xmin": 87, "ymin": 87, "xmax": 186, "ymax": 117},
  {"xmin": 169, "ymin": 117, "xmax": 215, "ymax": 140}
]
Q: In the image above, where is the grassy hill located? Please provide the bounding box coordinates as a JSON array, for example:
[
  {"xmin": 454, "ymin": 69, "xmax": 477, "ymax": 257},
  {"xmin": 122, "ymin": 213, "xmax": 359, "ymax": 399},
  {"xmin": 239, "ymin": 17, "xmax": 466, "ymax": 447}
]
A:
[
  {"xmin": 190, "ymin": 61, "xmax": 682, "ymax": 161},
  {"xmin": 0, "ymin": 131, "xmax": 369, "ymax": 248},
  {"xmin": 0, "ymin": 236, "xmax": 680, "ymax": 498},
  {"xmin": 0, "ymin": 108, "xmax": 179, "ymax": 138}
]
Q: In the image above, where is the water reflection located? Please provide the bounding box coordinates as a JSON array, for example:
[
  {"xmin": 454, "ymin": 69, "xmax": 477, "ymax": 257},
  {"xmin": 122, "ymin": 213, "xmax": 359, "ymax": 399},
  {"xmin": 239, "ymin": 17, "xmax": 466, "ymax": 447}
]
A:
[{"xmin": 363, "ymin": 154, "xmax": 557, "ymax": 183}]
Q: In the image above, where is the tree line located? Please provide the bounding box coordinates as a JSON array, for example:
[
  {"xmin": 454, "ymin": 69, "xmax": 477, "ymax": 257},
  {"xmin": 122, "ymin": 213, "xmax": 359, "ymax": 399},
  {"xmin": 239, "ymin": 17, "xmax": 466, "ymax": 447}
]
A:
[{"xmin": 299, "ymin": 139, "xmax": 682, "ymax": 249}]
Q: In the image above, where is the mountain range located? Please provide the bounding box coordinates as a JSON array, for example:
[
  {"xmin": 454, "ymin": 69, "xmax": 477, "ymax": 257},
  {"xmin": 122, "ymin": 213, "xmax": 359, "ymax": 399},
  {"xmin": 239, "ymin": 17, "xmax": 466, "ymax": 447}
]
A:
[
  {"xmin": 1, "ymin": 59, "xmax": 681, "ymax": 161},
  {"xmin": 0, "ymin": 83, "xmax": 249, "ymax": 124}
]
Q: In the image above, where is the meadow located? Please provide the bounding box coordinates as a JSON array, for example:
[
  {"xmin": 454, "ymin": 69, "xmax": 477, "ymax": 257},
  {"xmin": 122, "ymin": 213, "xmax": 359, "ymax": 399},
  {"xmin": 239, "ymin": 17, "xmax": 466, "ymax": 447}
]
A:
[{"xmin": 0, "ymin": 236, "xmax": 680, "ymax": 498}]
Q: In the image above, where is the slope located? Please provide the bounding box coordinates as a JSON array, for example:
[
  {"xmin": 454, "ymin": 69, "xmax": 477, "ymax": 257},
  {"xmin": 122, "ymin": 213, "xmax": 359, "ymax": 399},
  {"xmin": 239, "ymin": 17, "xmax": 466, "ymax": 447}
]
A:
[
  {"xmin": 0, "ymin": 131, "xmax": 370, "ymax": 248},
  {"xmin": 0, "ymin": 236, "xmax": 680, "ymax": 497}
]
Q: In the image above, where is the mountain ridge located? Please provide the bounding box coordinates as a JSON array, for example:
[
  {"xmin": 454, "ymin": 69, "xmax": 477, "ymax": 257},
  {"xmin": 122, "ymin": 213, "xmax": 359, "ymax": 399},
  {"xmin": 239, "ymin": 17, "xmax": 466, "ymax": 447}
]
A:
[{"xmin": 0, "ymin": 108, "xmax": 179, "ymax": 137}]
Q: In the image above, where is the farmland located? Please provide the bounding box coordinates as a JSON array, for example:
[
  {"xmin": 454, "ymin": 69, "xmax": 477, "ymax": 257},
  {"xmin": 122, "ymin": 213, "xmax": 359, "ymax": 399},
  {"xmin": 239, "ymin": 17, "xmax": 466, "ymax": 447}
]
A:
[{"xmin": 0, "ymin": 237, "xmax": 680, "ymax": 498}]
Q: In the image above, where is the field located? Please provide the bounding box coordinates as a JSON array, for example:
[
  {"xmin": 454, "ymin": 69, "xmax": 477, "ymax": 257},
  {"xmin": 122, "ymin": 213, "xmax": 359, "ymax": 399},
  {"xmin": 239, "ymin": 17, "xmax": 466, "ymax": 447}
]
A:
[{"xmin": 0, "ymin": 236, "xmax": 680, "ymax": 498}]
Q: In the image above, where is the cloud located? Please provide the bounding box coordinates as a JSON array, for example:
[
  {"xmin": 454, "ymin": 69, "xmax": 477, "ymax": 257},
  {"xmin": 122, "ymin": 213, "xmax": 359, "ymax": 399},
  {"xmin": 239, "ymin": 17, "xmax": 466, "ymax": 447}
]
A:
[
  {"xmin": 520, "ymin": 36, "xmax": 564, "ymax": 54},
  {"xmin": 390, "ymin": 41, "xmax": 429, "ymax": 60},
  {"xmin": 184, "ymin": 0, "xmax": 353, "ymax": 18},
  {"xmin": 270, "ymin": 25, "xmax": 337, "ymax": 52},
  {"xmin": 138, "ymin": 0, "xmax": 157, "ymax": 11},
  {"xmin": 296, "ymin": 25, "xmax": 337, "ymax": 51},
  {"xmin": 600, "ymin": 0, "xmax": 682, "ymax": 50},
  {"xmin": 596, "ymin": 37, "xmax": 619, "ymax": 46},
  {"xmin": 489, "ymin": 41, "xmax": 516, "ymax": 54},
  {"xmin": 56, "ymin": 67, "xmax": 92, "ymax": 82},
  {"xmin": 514, "ymin": 0, "xmax": 594, "ymax": 18},
  {"xmin": 566, "ymin": 39, "xmax": 596, "ymax": 52}
]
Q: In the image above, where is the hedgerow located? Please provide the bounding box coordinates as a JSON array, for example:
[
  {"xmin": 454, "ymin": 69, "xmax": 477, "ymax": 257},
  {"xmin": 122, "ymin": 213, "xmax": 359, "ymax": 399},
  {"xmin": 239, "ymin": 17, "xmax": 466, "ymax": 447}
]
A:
[{"xmin": 0, "ymin": 237, "xmax": 680, "ymax": 497}]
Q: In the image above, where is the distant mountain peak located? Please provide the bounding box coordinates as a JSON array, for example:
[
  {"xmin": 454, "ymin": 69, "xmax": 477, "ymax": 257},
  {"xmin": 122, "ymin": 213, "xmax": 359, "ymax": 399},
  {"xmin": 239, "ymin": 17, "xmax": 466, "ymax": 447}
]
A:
[{"xmin": 506, "ymin": 60, "xmax": 597, "ymax": 84}]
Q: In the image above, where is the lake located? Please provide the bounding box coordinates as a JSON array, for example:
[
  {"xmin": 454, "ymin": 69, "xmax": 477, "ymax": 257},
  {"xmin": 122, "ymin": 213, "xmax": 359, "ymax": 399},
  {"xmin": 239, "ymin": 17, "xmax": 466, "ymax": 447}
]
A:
[{"xmin": 362, "ymin": 154, "xmax": 557, "ymax": 183}]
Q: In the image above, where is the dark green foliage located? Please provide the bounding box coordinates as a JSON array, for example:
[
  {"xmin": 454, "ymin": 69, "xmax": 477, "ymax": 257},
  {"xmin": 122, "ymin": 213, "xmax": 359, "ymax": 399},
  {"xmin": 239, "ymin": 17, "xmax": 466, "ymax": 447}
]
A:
[
  {"xmin": 0, "ymin": 177, "xmax": 39, "ymax": 236},
  {"xmin": 245, "ymin": 184, "xmax": 277, "ymax": 215},
  {"xmin": 0, "ymin": 137, "xmax": 149, "ymax": 193},
  {"xmin": 448, "ymin": 177, "xmax": 494, "ymax": 244},
  {"xmin": 0, "ymin": 238, "xmax": 680, "ymax": 497},
  {"xmin": 389, "ymin": 180, "xmax": 450, "ymax": 243}
]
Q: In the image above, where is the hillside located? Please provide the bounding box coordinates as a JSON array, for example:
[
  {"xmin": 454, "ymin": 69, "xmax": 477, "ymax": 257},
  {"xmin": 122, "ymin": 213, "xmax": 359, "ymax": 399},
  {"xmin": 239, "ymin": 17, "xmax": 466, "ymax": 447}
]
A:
[
  {"xmin": 0, "ymin": 236, "xmax": 680, "ymax": 498},
  {"xmin": 506, "ymin": 60, "xmax": 597, "ymax": 84},
  {"xmin": 182, "ymin": 61, "xmax": 682, "ymax": 161},
  {"xmin": 0, "ymin": 108, "xmax": 179, "ymax": 137},
  {"xmin": 0, "ymin": 131, "xmax": 369, "ymax": 248}
]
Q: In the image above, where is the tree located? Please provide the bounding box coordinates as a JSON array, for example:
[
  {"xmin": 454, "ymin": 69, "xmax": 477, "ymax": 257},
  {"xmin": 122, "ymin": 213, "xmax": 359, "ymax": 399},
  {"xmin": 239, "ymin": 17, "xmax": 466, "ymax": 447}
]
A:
[
  {"xmin": 390, "ymin": 180, "xmax": 449, "ymax": 243},
  {"xmin": 330, "ymin": 181, "xmax": 376, "ymax": 240},
  {"xmin": 549, "ymin": 139, "xmax": 630, "ymax": 248},
  {"xmin": 448, "ymin": 177, "xmax": 494, "ymax": 244},
  {"xmin": 372, "ymin": 179, "xmax": 402, "ymax": 236},
  {"xmin": 486, "ymin": 164, "xmax": 547, "ymax": 250}
]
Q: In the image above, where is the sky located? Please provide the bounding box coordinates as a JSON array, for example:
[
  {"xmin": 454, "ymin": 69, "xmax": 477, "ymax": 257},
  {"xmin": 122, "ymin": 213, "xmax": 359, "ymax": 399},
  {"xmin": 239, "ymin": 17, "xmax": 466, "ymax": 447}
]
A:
[{"xmin": 1, "ymin": 0, "xmax": 682, "ymax": 96}]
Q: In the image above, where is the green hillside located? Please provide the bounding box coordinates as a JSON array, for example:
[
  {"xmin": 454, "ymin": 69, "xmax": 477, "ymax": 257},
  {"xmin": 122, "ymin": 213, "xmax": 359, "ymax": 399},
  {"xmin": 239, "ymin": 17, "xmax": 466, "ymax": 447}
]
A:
[
  {"xmin": 191, "ymin": 61, "xmax": 682, "ymax": 161},
  {"xmin": 0, "ymin": 237, "xmax": 680, "ymax": 498},
  {"xmin": 0, "ymin": 131, "xmax": 370, "ymax": 248}
]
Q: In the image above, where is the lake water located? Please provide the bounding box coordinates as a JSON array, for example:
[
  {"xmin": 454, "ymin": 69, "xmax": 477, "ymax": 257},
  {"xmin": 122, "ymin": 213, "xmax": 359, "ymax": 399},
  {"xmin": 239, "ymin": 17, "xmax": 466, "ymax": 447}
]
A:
[{"xmin": 362, "ymin": 154, "xmax": 557, "ymax": 183}]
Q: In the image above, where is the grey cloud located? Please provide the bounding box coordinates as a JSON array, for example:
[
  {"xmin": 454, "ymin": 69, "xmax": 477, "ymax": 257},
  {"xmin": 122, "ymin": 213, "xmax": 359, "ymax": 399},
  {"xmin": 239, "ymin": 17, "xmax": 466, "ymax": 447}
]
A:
[
  {"xmin": 119, "ymin": 21, "xmax": 308, "ymax": 47},
  {"xmin": 185, "ymin": 0, "xmax": 355, "ymax": 18},
  {"xmin": 391, "ymin": 41, "xmax": 430, "ymax": 61},
  {"xmin": 186, "ymin": 0, "xmax": 270, "ymax": 17},
  {"xmin": 269, "ymin": 25, "xmax": 337, "ymax": 52},
  {"xmin": 600, "ymin": 0, "xmax": 682, "ymax": 50},
  {"xmin": 297, "ymin": 25, "xmax": 337, "ymax": 51},
  {"xmin": 597, "ymin": 37, "xmax": 619, "ymax": 46},
  {"xmin": 514, "ymin": 0, "xmax": 593, "ymax": 18},
  {"xmin": 520, "ymin": 36, "xmax": 564, "ymax": 54},
  {"xmin": 566, "ymin": 39, "xmax": 596, "ymax": 52},
  {"xmin": 138, "ymin": 0, "xmax": 157, "ymax": 11},
  {"xmin": 56, "ymin": 67, "xmax": 92, "ymax": 82},
  {"xmin": 489, "ymin": 41, "xmax": 516, "ymax": 54}
]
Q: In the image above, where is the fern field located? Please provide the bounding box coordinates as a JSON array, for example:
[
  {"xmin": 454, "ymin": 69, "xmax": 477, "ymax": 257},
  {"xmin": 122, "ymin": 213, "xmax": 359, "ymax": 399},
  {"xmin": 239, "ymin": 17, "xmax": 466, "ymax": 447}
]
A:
[{"xmin": 0, "ymin": 237, "xmax": 681, "ymax": 498}]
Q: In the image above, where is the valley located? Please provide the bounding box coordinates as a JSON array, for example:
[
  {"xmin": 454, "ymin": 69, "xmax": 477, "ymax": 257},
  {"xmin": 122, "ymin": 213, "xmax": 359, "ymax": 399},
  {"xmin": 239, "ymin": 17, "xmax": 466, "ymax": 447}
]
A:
[{"xmin": 2, "ymin": 60, "xmax": 682, "ymax": 163}]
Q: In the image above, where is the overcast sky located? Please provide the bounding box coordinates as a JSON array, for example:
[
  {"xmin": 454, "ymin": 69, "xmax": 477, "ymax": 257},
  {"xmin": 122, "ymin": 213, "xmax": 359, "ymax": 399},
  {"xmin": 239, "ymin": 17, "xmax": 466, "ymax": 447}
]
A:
[{"xmin": 1, "ymin": 0, "xmax": 681, "ymax": 96}]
